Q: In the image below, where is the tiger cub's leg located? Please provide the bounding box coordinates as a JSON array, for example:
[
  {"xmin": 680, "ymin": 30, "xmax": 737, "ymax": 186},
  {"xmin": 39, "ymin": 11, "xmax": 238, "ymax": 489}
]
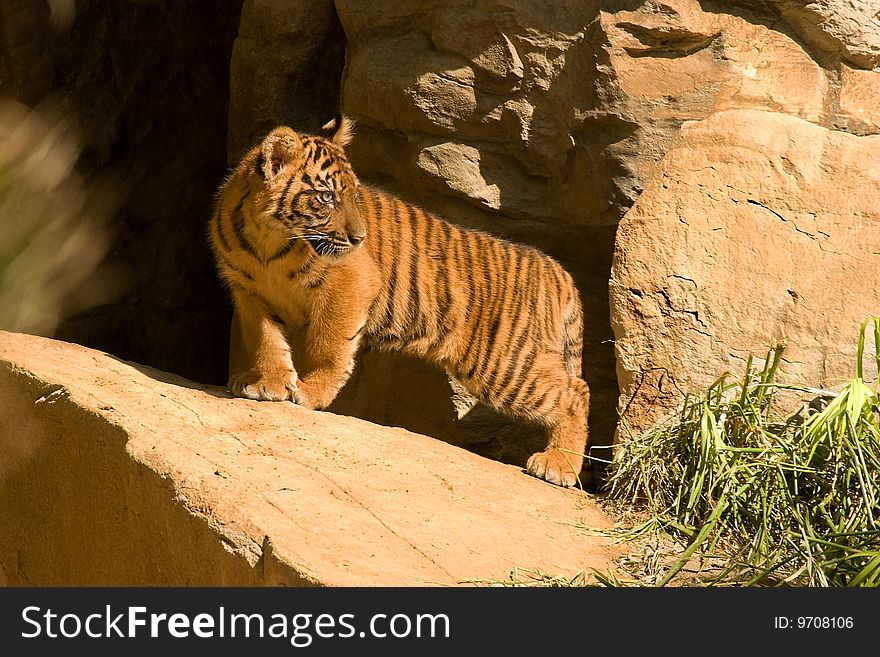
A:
[
  {"xmin": 525, "ymin": 376, "xmax": 590, "ymax": 487},
  {"xmin": 294, "ymin": 303, "xmax": 366, "ymax": 411},
  {"xmin": 508, "ymin": 356, "xmax": 590, "ymax": 488},
  {"xmin": 227, "ymin": 287, "xmax": 298, "ymax": 402}
]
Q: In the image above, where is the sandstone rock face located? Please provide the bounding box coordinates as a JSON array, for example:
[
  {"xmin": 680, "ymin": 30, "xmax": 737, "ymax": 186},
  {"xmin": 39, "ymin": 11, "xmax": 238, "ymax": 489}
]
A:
[
  {"xmin": 595, "ymin": 0, "xmax": 880, "ymax": 187},
  {"xmin": 609, "ymin": 109, "xmax": 880, "ymax": 439},
  {"xmin": 333, "ymin": 0, "xmax": 879, "ymax": 238},
  {"xmin": 0, "ymin": 331, "xmax": 617, "ymax": 585},
  {"xmin": 839, "ymin": 65, "xmax": 880, "ymax": 133},
  {"xmin": 336, "ymin": 0, "xmax": 615, "ymax": 229},
  {"xmin": 769, "ymin": 0, "xmax": 880, "ymax": 69}
]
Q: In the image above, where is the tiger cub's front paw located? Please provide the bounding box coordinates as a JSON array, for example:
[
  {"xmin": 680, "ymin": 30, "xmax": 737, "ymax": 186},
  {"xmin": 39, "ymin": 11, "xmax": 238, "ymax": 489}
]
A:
[
  {"xmin": 229, "ymin": 368, "xmax": 297, "ymax": 402},
  {"xmin": 290, "ymin": 385, "xmax": 316, "ymax": 410},
  {"xmin": 526, "ymin": 449, "xmax": 580, "ymax": 488},
  {"xmin": 290, "ymin": 379, "xmax": 334, "ymax": 410}
]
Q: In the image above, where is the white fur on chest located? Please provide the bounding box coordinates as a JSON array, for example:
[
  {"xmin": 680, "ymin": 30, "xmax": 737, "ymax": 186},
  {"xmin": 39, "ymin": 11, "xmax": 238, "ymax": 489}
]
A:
[{"xmin": 250, "ymin": 261, "xmax": 310, "ymax": 328}]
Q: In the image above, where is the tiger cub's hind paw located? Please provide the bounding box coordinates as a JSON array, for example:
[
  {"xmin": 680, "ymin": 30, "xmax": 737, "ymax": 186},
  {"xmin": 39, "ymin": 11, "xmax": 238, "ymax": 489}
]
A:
[
  {"xmin": 229, "ymin": 368, "xmax": 297, "ymax": 402},
  {"xmin": 526, "ymin": 449, "xmax": 580, "ymax": 488}
]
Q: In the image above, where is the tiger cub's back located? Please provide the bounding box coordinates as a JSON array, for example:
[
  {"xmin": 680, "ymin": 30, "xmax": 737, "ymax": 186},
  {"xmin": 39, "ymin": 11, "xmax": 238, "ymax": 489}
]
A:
[{"xmin": 356, "ymin": 187, "xmax": 584, "ymax": 414}]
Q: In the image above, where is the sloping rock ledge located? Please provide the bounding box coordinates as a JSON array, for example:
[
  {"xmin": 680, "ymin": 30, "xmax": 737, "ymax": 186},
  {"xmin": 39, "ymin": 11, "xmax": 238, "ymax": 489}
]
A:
[{"xmin": 0, "ymin": 331, "xmax": 617, "ymax": 586}]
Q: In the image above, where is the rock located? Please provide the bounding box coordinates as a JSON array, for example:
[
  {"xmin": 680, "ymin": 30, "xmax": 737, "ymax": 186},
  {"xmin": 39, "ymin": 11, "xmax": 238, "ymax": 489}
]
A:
[
  {"xmin": 227, "ymin": 0, "xmax": 345, "ymax": 160},
  {"xmin": 597, "ymin": 0, "xmax": 830, "ymax": 186},
  {"xmin": 768, "ymin": 0, "xmax": 880, "ymax": 69},
  {"xmin": 335, "ymin": 0, "xmax": 609, "ymax": 227},
  {"xmin": 431, "ymin": 13, "xmax": 525, "ymax": 91},
  {"xmin": 838, "ymin": 65, "xmax": 880, "ymax": 133},
  {"xmin": 609, "ymin": 109, "xmax": 880, "ymax": 439},
  {"xmin": 0, "ymin": 331, "xmax": 618, "ymax": 585}
]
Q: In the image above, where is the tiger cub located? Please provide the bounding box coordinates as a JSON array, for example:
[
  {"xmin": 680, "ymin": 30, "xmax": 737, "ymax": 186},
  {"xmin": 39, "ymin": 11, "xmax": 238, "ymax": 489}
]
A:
[{"xmin": 208, "ymin": 117, "xmax": 591, "ymax": 487}]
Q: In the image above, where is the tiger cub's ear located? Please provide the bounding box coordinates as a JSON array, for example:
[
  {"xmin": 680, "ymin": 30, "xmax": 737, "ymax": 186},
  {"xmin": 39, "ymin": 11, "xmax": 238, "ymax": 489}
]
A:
[
  {"xmin": 259, "ymin": 127, "xmax": 302, "ymax": 180},
  {"xmin": 321, "ymin": 115, "xmax": 355, "ymax": 146}
]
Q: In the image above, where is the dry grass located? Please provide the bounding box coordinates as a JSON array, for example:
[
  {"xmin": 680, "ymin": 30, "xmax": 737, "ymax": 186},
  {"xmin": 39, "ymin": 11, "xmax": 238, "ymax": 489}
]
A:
[
  {"xmin": 462, "ymin": 566, "xmax": 598, "ymax": 587},
  {"xmin": 601, "ymin": 317, "xmax": 880, "ymax": 586}
]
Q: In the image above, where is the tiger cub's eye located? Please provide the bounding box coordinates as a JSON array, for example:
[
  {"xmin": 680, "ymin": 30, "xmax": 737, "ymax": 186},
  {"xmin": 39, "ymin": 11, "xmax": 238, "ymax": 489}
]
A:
[{"xmin": 317, "ymin": 190, "xmax": 335, "ymax": 204}]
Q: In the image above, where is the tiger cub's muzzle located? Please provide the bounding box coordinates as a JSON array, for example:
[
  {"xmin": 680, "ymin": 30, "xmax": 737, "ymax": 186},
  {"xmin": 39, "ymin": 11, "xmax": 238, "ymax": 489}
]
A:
[{"xmin": 309, "ymin": 230, "xmax": 365, "ymax": 259}]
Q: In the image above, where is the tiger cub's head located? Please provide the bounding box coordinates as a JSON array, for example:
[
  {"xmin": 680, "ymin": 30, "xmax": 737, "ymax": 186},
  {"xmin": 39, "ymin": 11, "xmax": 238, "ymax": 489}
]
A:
[{"xmin": 254, "ymin": 116, "xmax": 364, "ymax": 261}]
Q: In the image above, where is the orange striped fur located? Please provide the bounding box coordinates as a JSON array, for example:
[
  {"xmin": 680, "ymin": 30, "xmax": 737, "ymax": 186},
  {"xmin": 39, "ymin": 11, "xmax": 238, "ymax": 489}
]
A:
[{"xmin": 208, "ymin": 118, "xmax": 590, "ymax": 486}]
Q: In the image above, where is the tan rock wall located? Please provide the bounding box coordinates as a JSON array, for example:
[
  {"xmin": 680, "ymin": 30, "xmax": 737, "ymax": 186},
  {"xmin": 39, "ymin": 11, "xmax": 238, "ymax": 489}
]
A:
[
  {"xmin": 0, "ymin": 355, "xmax": 306, "ymax": 586},
  {"xmin": 839, "ymin": 65, "xmax": 880, "ymax": 133},
  {"xmin": 609, "ymin": 109, "xmax": 880, "ymax": 438},
  {"xmin": 769, "ymin": 0, "xmax": 880, "ymax": 69}
]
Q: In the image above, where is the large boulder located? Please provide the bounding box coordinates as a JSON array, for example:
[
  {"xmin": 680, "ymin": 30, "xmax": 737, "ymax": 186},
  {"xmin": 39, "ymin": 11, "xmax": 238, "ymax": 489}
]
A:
[
  {"xmin": 595, "ymin": 0, "xmax": 828, "ymax": 182},
  {"xmin": 609, "ymin": 109, "xmax": 880, "ymax": 439},
  {"xmin": 0, "ymin": 331, "xmax": 618, "ymax": 585}
]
